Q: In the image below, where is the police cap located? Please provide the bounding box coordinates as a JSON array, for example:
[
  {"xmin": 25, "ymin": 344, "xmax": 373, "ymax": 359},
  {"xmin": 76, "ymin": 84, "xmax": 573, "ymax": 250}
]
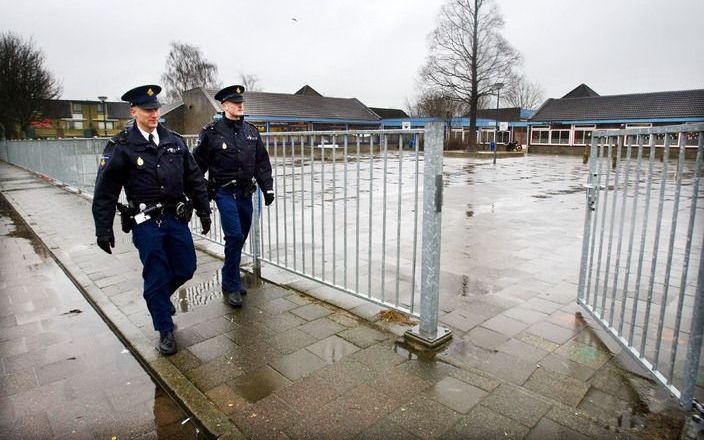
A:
[
  {"xmin": 121, "ymin": 85, "xmax": 162, "ymax": 109},
  {"xmin": 215, "ymin": 85, "xmax": 245, "ymax": 103}
]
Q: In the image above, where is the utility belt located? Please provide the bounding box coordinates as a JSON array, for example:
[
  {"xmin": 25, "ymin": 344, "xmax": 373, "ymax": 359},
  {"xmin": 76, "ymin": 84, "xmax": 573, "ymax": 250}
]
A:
[
  {"xmin": 209, "ymin": 177, "xmax": 257, "ymax": 199},
  {"xmin": 116, "ymin": 198, "xmax": 193, "ymax": 232}
]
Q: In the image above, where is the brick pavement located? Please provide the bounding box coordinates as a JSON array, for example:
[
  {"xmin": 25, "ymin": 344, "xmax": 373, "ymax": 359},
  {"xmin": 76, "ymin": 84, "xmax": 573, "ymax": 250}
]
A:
[{"xmin": 0, "ymin": 160, "xmax": 685, "ymax": 439}]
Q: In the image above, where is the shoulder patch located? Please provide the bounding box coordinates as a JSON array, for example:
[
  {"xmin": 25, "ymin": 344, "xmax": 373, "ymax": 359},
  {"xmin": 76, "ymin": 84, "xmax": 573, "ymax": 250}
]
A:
[
  {"xmin": 169, "ymin": 129, "xmax": 183, "ymax": 139},
  {"xmin": 109, "ymin": 130, "xmax": 128, "ymax": 145}
]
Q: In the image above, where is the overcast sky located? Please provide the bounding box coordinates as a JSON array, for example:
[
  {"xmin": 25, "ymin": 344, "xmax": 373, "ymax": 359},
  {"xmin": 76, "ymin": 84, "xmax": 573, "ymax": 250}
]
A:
[{"xmin": 2, "ymin": 0, "xmax": 702, "ymax": 109}]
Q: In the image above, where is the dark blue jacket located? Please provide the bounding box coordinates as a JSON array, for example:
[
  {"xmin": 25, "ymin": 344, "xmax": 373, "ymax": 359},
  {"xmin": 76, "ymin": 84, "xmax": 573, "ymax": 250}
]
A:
[
  {"xmin": 192, "ymin": 116, "xmax": 273, "ymax": 191},
  {"xmin": 92, "ymin": 124, "xmax": 210, "ymax": 237}
]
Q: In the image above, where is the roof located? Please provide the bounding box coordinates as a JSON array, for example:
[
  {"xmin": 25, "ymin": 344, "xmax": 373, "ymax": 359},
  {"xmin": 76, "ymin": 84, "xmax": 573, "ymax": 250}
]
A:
[
  {"xmin": 530, "ymin": 89, "xmax": 704, "ymax": 122},
  {"xmin": 370, "ymin": 107, "xmax": 409, "ymax": 119},
  {"xmin": 36, "ymin": 99, "xmax": 131, "ymax": 119},
  {"xmin": 160, "ymin": 100, "xmax": 184, "ymax": 116},
  {"xmin": 205, "ymin": 89, "xmax": 380, "ymax": 122},
  {"xmin": 294, "ymin": 85, "xmax": 322, "ymax": 97},
  {"xmin": 474, "ymin": 107, "xmax": 524, "ymax": 121},
  {"xmin": 562, "ymin": 84, "xmax": 600, "ymax": 98}
]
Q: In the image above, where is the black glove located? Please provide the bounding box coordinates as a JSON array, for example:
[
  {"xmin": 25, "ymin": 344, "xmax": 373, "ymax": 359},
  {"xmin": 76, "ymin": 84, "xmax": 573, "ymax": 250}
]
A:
[
  {"xmin": 264, "ymin": 191, "xmax": 275, "ymax": 206},
  {"xmin": 97, "ymin": 233, "xmax": 115, "ymax": 254},
  {"xmin": 199, "ymin": 213, "xmax": 211, "ymax": 235}
]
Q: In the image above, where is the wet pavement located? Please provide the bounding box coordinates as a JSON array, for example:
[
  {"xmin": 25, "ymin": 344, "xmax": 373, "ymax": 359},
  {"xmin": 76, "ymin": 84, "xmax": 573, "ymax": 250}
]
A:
[
  {"xmin": 0, "ymin": 193, "xmax": 200, "ymax": 438},
  {"xmin": 0, "ymin": 158, "xmax": 690, "ymax": 439}
]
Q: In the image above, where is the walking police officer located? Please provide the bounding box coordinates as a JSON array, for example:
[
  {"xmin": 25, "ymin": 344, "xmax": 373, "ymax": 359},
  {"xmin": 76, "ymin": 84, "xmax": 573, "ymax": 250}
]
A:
[
  {"xmin": 193, "ymin": 85, "xmax": 274, "ymax": 308},
  {"xmin": 92, "ymin": 85, "xmax": 211, "ymax": 356}
]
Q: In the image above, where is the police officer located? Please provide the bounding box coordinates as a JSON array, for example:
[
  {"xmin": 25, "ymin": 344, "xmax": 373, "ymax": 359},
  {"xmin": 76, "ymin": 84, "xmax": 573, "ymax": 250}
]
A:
[
  {"xmin": 193, "ymin": 85, "xmax": 274, "ymax": 308},
  {"xmin": 92, "ymin": 85, "xmax": 211, "ymax": 356}
]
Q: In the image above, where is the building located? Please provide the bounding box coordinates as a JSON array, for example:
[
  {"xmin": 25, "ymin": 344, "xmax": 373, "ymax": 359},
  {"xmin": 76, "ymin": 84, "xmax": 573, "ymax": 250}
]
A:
[
  {"xmin": 28, "ymin": 99, "xmax": 131, "ymax": 139},
  {"xmin": 527, "ymin": 85, "xmax": 704, "ymax": 153},
  {"xmin": 162, "ymin": 85, "xmax": 381, "ymax": 134}
]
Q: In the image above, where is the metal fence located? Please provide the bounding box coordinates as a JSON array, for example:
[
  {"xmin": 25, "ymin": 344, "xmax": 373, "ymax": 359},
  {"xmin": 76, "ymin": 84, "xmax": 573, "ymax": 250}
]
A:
[
  {"xmin": 578, "ymin": 123, "xmax": 704, "ymax": 408},
  {"xmin": 0, "ymin": 125, "xmax": 450, "ymax": 345}
]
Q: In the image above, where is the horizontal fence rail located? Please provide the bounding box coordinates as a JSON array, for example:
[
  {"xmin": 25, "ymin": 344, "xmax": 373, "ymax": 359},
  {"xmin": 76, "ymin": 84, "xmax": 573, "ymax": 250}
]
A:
[
  {"xmin": 577, "ymin": 123, "xmax": 704, "ymax": 407},
  {"xmin": 0, "ymin": 128, "xmax": 430, "ymax": 317}
]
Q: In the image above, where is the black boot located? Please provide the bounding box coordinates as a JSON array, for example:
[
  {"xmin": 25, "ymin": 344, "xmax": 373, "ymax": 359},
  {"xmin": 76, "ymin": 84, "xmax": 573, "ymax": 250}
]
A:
[
  {"xmin": 158, "ymin": 331, "xmax": 177, "ymax": 356},
  {"xmin": 226, "ymin": 290, "xmax": 243, "ymax": 308},
  {"xmin": 239, "ymin": 288, "xmax": 247, "ymax": 296}
]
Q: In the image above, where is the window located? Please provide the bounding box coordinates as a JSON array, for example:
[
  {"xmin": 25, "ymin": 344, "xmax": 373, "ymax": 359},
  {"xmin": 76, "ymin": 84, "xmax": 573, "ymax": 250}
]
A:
[
  {"xmin": 71, "ymin": 102, "xmax": 82, "ymax": 113},
  {"xmin": 97, "ymin": 103, "xmax": 104, "ymax": 113},
  {"xmin": 549, "ymin": 130, "xmax": 570, "ymax": 144},
  {"xmin": 531, "ymin": 128, "xmax": 549, "ymax": 144},
  {"xmin": 480, "ymin": 128, "xmax": 495, "ymax": 144},
  {"xmin": 574, "ymin": 130, "xmax": 592, "ymax": 145},
  {"xmin": 66, "ymin": 120, "xmax": 83, "ymax": 129},
  {"xmin": 98, "ymin": 121, "xmax": 114, "ymax": 130}
]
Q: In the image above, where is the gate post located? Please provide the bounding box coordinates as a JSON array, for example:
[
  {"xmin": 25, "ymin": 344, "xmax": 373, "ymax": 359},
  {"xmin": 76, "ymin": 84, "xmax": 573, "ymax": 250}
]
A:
[{"xmin": 405, "ymin": 122, "xmax": 452, "ymax": 348}]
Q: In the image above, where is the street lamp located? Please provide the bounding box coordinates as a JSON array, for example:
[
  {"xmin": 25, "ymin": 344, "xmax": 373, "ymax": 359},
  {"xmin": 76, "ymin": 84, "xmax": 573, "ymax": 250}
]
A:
[
  {"xmin": 98, "ymin": 96, "xmax": 108, "ymax": 137},
  {"xmin": 493, "ymin": 83, "xmax": 504, "ymax": 165}
]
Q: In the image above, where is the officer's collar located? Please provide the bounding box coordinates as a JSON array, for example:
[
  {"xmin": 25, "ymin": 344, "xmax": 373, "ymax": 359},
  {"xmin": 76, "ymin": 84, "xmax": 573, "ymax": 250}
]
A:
[
  {"xmin": 222, "ymin": 113, "xmax": 244, "ymax": 128},
  {"xmin": 127, "ymin": 123, "xmax": 172, "ymax": 147}
]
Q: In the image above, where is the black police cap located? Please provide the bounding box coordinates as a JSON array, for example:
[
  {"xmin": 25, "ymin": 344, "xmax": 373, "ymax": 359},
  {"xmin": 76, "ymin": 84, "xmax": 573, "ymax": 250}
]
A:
[
  {"xmin": 215, "ymin": 85, "xmax": 245, "ymax": 103},
  {"xmin": 121, "ymin": 85, "xmax": 162, "ymax": 109}
]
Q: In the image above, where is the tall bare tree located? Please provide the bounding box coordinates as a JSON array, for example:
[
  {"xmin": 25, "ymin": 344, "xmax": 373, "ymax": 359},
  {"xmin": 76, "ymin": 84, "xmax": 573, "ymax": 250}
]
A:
[
  {"xmin": 503, "ymin": 74, "xmax": 545, "ymax": 110},
  {"xmin": 161, "ymin": 42, "xmax": 220, "ymax": 102},
  {"xmin": 239, "ymin": 73, "xmax": 262, "ymax": 92},
  {"xmin": 421, "ymin": 0, "xmax": 520, "ymax": 151},
  {"xmin": 405, "ymin": 89, "xmax": 466, "ymax": 118},
  {"xmin": 0, "ymin": 32, "xmax": 62, "ymax": 139}
]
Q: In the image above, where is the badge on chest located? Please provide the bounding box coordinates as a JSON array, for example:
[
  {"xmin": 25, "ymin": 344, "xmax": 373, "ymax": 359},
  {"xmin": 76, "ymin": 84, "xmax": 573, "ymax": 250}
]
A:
[
  {"xmin": 222, "ymin": 142, "xmax": 227, "ymax": 150},
  {"xmin": 137, "ymin": 156, "xmax": 144, "ymax": 167}
]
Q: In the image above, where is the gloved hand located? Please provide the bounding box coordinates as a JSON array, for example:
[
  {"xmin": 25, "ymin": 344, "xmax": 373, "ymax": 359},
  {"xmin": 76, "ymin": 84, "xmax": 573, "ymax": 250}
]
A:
[
  {"xmin": 199, "ymin": 213, "xmax": 211, "ymax": 235},
  {"xmin": 97, "ymin": 233, "xmax": 115, "ymax": 254},
  {"xmin": 264, "ymin": 191, "xmax": 275, "ymax": 206}
]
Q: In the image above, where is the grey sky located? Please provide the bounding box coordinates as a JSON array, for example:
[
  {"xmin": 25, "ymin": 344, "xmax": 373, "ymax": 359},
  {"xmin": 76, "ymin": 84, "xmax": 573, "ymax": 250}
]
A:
[{"xmin": 2, "ymin": 0, "xmax": 702, "ymax": 109}]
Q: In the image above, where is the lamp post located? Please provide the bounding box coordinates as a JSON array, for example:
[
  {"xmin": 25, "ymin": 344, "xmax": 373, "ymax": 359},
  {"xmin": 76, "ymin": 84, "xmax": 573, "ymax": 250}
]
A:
[
  {"xmin": 98, "ymin": 96, "xmax": 108, "ymax": 137},
  {"xmin": 493, "ymin": 82, "xmax": 504, "ymax": 165}
]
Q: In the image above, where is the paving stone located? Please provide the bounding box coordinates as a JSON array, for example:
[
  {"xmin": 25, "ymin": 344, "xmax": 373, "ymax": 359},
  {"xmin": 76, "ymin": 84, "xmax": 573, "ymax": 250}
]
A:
[
  {"xmin": 190, "ymin": 316, "xmax": 240, "ymax": 339},
  {"xmin": 496, "ymin": 338, "xmax": 549, "ymax": 364},
  {"xmin": 270, "ymin": 348, "xmax": 328, "ymax": 381},
  {"xmin": 326, "ymin": 311, "xmax": 361, "ymax": 328},
  {"xmin": 525, "ymin": 417, "xmax": 590, "ymax": 440},
  {"xmin": 440, "ymin": 308, "xmax": 487, "ymax": 332},
  {"xmin": 481, "ymin": 314, "xmax": 529, "ymax": 338},
  {"xmin": 0, "ymin": 370, "xmax": 38, "ymax": 397},
  {"xmin": 312, "ymin": 358, "xmax": 378, "ymax": 394},
  {"xmin": 387, "ymin": 396, "xmax": 461, "ymax": 439},
  {"xmin": 260, "ymin": 311, "xmax": 307, "ymax": 333},
  {"xmin": 466, "ymin": 326, "xmax": 510, "ymax": 350},
  {"xmin": 224, "ymin": 321, "xmax": 276, "ymax": 347},
  {"xmin": 526, "ymin": 322, "xmax": 578, "ymax": 345},
  {"xmin": 228, "ymin": 365, "xmax": 291, "ymax": 403},
  {"xmin": 166, "ymin": 347, "xmax": 202, "ymax": 372},
  {"xmin": 481, "ymin": 383, "xmax": 552, "ymax": 427},
  {"xmin": 523, "ymin": 367, "xmax": 590, "ymax": 407},
  {"xmin": 351, "ymin": 343, "xmax": 407, "ymax": 371},
  {"xmin": 184, "ymin": 355, "xmax": 245, "ymax": 391},
  {"xmin": 442, "ymin": 404, "xmax": 530, "ymax": 440},
  {"xmin": 205, "ymin": 383, "xmax": 248, "ymax": 415},
  {"xmin": 306, "ymin": 335, "xmax": 361, "ymax": 363},
  {"xmin": 338, "ymin": 326, "xmax": 389, "ymax": 348},
  {"xmin": 367, "ymin": 364, "xmax": 434, "ymax": 402},
  {"xmin": 577, "ymin": 387, "xmax": 632, "ymax": 424},
  {"xmin": 515, "ymin": 332, "xmax": 561, "ymax": 352},
  {"xmin": 267, "ymin": 328, "xmax": 317, "ymax": 355},
  {"xmin": 356, "ymin": 418, "xmax": 421, "ymax": 440},
  {"xmin": 275, "ymin": 374, "xmax": 341, "ymax": 415},
  {"xmin": 555, "ymin": 339, "xmax": 612, "ymax": 369},
  {"xmin": 230, "ymin": 393, "xmax": 296, "ymax": 440},
  {"xmin": 298, "ymin": 317, "xmax": 345, "ymax": 339},
  {"xmin": 188, "ymin": 334, "xmax": 238, "ymax": 363},
  {"xmin": 538, "ymin": 352, "xmax": 596, "ymax": 382},
  {"xmin": 257, "ymin": 297, "xmax": 299, "ymax": 314},
  {"xmin": 503, "ymin": 307, "xmax": 551, "ymax": 325},
  {"xmin": 427, "ymin": 375, "xmax": 487, "ymax": 414},
  {"xmin": 291, "ymin": 303, "xmax": 332, "ymax": 321}
]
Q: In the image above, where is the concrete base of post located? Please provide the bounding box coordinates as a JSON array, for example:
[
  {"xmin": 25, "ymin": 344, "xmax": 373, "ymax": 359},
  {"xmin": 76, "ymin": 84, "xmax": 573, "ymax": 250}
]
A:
[{"xmin": 404, "ymin": 325, "xmax": 452, "ymax": 349}]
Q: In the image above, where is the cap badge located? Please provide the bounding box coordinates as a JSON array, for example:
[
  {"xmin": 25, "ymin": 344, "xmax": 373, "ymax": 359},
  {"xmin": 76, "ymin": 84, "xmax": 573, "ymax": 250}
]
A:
[
  {"xmin": 147, "ymin": 88, "xmax": 154, "ymax": 96},
  {"xmin": 235, "ymin": 87, "xmax": 241, "ymax": 94},
  {"xmin": 100, "ymin": 159, "xmax": 106, "ymax": 168},
  {"xmin": 137, "ymin": 157, "xmax": 144, "ymax": 166}
]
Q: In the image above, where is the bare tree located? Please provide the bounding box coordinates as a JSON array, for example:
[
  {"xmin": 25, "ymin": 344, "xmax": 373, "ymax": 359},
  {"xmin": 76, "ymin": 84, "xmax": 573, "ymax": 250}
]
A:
[
  {"xmin": 0, "ymin": 32, "xmax": 62, "ymax": 139},
  {"xmin": 406, "ymin": 89, "xmax": 466, "ymax": 118},
  {"xmin": 421, "ymin": 0, "xmax": 521, "ymax": 151},
  {"xmin": 161, "ymin": 41, "xmax": 220, "ymax": 102},
  {"xmin": 239, "ymin": 73, "xmax": 262, "ymax": 92},
  {"xmin": 503, "ymin": 74, "xmax": 545, "ymax": 109}
]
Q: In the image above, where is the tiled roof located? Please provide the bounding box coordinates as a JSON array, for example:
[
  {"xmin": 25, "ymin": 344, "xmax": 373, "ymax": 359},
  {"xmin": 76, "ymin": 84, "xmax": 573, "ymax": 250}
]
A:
[
  {"xmin": 474, "ymin": 107, "xmax": 523, "ymax": 121},
  {"xmin": 294, "ymin": 85, "xmax": 322, "ymax": 97},
  {"xmin": 205, "ymin": 89, "xmax": 379, "ymax": 121},
  {"xmin": 370, "ymin": 107, "xmax": 409, "ymax": 119},
  {"xmin": 563, "ymin": 84, "xmax": 600, "ymax": 98},
  {"xmin": 530, "ymin": 89, "xmax": 704, "ymax": 122}
]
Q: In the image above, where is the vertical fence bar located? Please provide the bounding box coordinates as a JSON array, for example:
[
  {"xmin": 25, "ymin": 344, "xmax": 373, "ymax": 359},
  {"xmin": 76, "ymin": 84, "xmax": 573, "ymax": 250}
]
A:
[
  {"xmin": 355, "ymin": 135, "xmax": 361, "ymax": 294},
  {"xmin": 266, "ymin": 136, "xmax": 272, "ymax": 260},
  {"xmin": 680, "ymin": 197, "xmax": 704, "ymax": 409},
  {"xmin": 395, "ymin": 134, "xmax": 404, "ymax": 307},
  {"xmin": 405, "ymin": 122, "xmax": 451, "ymax": 347},
  {"xmin": 653, "ymin": 133, "xmax": 686, "ymax": 371},
  {"xmin": 332, "ymin": 135, "xmax": 337, "ymax": 285},
  {"xmin": 274, "ymin": 137, "xmax": 280, "ymax": 265},
  {"xmin": 343, "ymin": 134, "xmax": 349, "ymax": 289},
  {"xmin": 310, "ymin": 134, "xmax": 316, "ymax": 276},
  {"xmin": 578, "ymin": 136, "xmax": 600, "ymax": 302},
  {"xmin": 618, "ymin": 135, "xmax": 644, "ymax": 336},
  {"xmin": 320, "ymin": 138, "xmax": 326, "ymax": 280},
  {"xmin": 608, "ymin": 136, "xmax": 630, "ymax": 327},
  {"xmin": 367, "ymin": 135, "xmax": 374, "ymax": 298},
  {"xmin": 410, "ymin": 134, "xmax": 421, "ymax": 314},
  {"xmin": 381, "ymin": 134, "xmax": 389, "ymax": 303},
  {"xmin": 589, "ymin": 141, "xmax": 607, "ymax": 311},
  {"xmin": 282, "ymin": 138, "xmax": 289, "ymax": 267},
  {"xmin": 300, "ymin": 135, "xmax": 306, "ymax": 273},
  {"xmin": 597, "ymin": 140, "xmax": 615, "ymax": 316},
  {"xmin": 251, "ymin": 187, "xmax": 262, "ymax": 281},
  {"xmin": 291, "ymin": 136, "xmax": 298, "ymax": 270}
]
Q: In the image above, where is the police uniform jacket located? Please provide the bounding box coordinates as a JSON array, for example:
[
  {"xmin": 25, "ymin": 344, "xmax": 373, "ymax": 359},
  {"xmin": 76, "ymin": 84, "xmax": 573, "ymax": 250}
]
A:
[
  {"xmin": 92, "ymin": 124, "xmax": 211, "ymax": 237},
  {"xmin": 192, "ymin": 116, "xmax": 273, "ymax": 192}
]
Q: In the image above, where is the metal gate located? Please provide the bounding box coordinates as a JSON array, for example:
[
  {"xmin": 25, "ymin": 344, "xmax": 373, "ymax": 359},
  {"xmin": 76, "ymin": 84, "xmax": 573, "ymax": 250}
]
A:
[{"xmin": 577, "ymin": 123, "xmax": 704, "ymax": 407}]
